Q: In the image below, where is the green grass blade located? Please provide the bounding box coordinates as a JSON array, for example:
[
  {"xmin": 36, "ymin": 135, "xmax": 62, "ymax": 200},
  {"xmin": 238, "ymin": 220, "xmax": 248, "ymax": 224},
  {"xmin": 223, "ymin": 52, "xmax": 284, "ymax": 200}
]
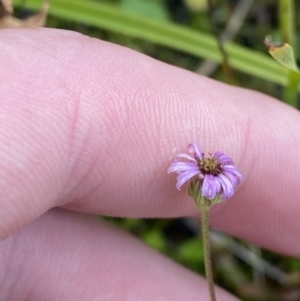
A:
[{"xmin": 13, "ymin": 0, "xmax": 289, "ymax": 86}]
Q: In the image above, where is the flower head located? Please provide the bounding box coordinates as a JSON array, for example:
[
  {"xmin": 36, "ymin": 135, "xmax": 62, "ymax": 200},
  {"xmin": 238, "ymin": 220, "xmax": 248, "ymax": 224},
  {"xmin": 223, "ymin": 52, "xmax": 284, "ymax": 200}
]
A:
[{"xmin": 168, "ymin": 143, "xmax": 242, "ymax": 201}]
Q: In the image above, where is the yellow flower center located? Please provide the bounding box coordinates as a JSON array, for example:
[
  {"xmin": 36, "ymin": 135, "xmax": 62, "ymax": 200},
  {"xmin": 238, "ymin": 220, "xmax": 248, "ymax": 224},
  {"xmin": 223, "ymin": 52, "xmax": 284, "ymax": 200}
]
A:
[{"xmin": 197, "ymin": 156, "xmax": 222, "ymax": 176}]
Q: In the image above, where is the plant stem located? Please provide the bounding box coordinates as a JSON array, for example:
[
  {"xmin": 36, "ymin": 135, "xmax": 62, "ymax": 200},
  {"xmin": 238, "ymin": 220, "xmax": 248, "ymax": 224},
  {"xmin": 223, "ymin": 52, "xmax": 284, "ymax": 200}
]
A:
[
  {"xmin": 279, "ymin": 0, "xmax": 295, "ymax": 49},
  {"xmin": 201, "ymin": 202, "xmax": 216, "ymax": 301},
  {"xmin": 279, "ymin": 0, "xmax": 299, "ymax": 107},
  {"xmin": 206, "ymin": 0, "xmax": 236, "ymax": 85},
  {"xmin": 283, "ymin": 70, "xmax": 300, "ymax": 107}
]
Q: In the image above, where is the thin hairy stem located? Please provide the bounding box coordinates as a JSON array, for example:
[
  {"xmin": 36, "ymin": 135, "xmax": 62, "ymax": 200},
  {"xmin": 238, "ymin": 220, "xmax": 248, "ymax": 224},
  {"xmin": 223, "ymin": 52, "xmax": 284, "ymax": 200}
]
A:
[{"xmin": 201, "ymin": 202, "xmax": 216, "ymax": 301}]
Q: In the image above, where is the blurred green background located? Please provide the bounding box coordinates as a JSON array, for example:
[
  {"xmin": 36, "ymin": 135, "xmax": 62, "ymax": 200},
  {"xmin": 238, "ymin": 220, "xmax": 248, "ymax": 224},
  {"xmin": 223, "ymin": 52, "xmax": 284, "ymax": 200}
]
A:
[{"xmin": 12, "ymin": 0, "xmax": 300, "ymax": 300}]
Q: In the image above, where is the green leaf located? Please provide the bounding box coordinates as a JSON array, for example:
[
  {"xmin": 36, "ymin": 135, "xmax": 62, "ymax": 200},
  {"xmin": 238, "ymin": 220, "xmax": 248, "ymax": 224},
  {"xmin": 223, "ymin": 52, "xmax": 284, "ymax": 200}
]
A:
[
  {"xmin": 120, "ymin": 0, "xmax": 170, "ymax": 22},
  {"xmin": 264, "ymin": 36, "xmax": 299, "ymax": 72},
  {"xmin": 13, "ymin": 0, "xmax": 289, "ymax": 86}
]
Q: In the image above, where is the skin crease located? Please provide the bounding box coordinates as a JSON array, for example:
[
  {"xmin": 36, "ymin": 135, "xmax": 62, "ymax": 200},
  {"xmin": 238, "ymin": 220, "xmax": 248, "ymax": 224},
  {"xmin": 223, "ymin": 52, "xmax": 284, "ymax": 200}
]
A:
[{"xmin": 0, "ymin": 28, "xmax": 300, "ymax": 299}]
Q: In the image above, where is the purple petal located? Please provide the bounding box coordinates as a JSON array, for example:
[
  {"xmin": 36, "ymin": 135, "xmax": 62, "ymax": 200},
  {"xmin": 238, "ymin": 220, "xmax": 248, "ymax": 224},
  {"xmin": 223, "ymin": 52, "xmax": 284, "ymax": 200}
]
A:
[
  {"xmin": 217, "ymin": 174, "xmax": 234, "ymax": 198},
  {"xmin": 168, "ymin": 161, "xmax": 198, "ymax": 174},
  {"xmin": 222, "ymin": 171, "xmax": 238, "ymax": 186},
  {"xmin": 176, "ymin": 169, "xmax": 201, "ymax": 190},
  {"xmin": 188, "ymin": 143, "xmax": 203, "ymax": 159},
  {"xmin": 222, "ymin": 165, "xmax": 242, "ymax": 184},
  {"xmin": 175, "ymin": 153, "xmax": 197, "ymax": 162},
  {"xmin": 214, "ymin": 151, "xmax": 234, "ymax": 165},
  {"xmin": 202, "ymin": 174, "xmax": 220, "ymax": 200}
]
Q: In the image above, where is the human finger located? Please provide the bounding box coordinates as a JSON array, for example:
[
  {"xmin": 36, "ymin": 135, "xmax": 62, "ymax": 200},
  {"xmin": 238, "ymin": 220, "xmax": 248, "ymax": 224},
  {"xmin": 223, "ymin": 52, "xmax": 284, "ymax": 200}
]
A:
[
  {"xmin": 1, "ymin": 29, "xmax": 300, "ymax": 256},
  {"xmin": 0, "ymin": 209, "xmax": 239, "ymax": 301}
]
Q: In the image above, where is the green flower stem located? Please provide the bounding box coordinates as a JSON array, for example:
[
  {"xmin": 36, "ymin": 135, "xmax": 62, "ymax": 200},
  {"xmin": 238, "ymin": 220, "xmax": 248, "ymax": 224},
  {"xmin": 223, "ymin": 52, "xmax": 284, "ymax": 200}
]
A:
[{"xmin": 200, "ymin": 201, "xmax": 216, "ymax": 301}]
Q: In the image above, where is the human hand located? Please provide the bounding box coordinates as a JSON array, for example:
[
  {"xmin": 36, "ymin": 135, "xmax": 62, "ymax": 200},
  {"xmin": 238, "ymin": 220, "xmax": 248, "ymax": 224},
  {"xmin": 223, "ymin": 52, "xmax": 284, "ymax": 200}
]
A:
[{"xmin": 0, "ymin": 28, "xmax": 299, "ymax": 301}]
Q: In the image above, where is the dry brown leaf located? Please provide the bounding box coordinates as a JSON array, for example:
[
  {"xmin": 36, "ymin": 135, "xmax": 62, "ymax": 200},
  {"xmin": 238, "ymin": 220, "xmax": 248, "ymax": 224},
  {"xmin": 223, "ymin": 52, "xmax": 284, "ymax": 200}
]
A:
[{"xmin": 0, "ymin": 0, "xmax": 49, "ymax": 29}]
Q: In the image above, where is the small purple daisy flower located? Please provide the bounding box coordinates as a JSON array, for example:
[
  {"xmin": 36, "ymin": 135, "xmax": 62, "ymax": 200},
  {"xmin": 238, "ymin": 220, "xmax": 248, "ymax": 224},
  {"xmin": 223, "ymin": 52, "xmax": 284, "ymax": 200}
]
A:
[{"xmin": 168, "ymin": 143, "xmax": 242, "ymax": 201}]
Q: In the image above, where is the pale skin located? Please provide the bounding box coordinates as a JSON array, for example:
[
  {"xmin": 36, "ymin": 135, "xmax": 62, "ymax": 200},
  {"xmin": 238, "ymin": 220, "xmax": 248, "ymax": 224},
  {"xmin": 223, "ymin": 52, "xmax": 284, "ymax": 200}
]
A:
[{"xmin": 0, "ymin": 28, "xmax": 300, "ymax": 301}]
